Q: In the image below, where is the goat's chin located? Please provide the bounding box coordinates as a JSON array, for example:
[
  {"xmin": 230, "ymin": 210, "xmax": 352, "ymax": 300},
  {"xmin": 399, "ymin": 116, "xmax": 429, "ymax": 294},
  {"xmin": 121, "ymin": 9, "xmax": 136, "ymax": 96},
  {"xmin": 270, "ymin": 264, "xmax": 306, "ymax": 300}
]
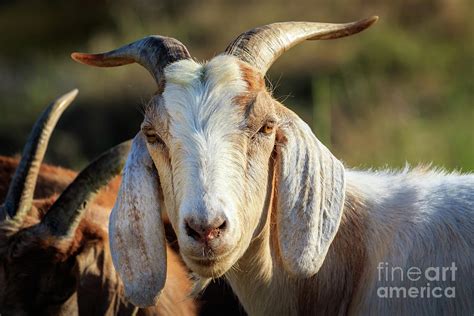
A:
[{"xmin": 181, "ymin": 251, "xmax": 238, "ymax": 278}]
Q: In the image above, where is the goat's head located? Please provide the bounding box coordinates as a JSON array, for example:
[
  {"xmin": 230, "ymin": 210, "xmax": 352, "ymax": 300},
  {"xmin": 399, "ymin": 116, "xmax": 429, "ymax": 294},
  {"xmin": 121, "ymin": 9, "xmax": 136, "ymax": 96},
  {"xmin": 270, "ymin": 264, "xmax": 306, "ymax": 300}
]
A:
[
  {"xmin": 0, "ymin": 91, "xmax": 131, "ymax": 314},
  {"xmin": 72, "ymin": 17, "xmax": 378, "ymax": 306}
]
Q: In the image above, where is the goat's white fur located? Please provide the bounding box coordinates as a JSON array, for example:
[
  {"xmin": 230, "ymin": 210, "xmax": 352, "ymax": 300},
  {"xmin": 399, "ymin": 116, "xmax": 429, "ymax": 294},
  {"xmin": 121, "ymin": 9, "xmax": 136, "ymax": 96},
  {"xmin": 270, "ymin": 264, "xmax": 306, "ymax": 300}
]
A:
[
  {"xmin": 225, "ymin": 167, "xmax": 474, "ymax": 314},
  {"xmin": 163, "ymin": 56, "xmax": 248, "ymax": 219},
  {"xmin": 112, "ymin": 55, "xmax": 474, "ymax": 314},
  {"xmin": 156, "ymin": 57, "xmax": 253, "ymax": 276}
]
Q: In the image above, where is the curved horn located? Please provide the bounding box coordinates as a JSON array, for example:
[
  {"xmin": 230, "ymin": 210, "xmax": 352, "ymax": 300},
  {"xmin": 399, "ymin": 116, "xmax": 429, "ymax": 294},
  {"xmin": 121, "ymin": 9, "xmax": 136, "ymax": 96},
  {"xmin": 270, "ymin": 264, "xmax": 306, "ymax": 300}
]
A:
[
  {"xmin": 42, "ymin": 140, "xmax": 131, "ymax": 237},
  {"xmin": 71, "ymin": 36, "xmax": 191, "ymax": 84},
  {"xmin": 0, "ymin": 90, "xmax": 78, "ymax": 222},
  {"xmin": 225, "ymin": 16, "xmax": 378, "ymax": 74}
]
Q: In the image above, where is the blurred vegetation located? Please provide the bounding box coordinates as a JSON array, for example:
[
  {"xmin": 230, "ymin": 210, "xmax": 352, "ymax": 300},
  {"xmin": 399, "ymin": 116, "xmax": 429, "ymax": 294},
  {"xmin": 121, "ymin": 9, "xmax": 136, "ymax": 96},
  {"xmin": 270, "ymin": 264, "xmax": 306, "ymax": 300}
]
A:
[{"xmin": 0, "ymin": 0, "xmax": 472, "ymax": 171}]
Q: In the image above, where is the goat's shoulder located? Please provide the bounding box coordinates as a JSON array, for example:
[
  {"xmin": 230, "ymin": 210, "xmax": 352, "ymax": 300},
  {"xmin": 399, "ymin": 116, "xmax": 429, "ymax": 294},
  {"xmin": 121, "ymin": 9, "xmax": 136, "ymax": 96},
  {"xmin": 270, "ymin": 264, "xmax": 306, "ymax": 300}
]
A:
[
  {"xmin": 346, "ymin": 166, "xmax": 474, "ymax": 217},
  {"xmin": 345, "ymin": 167, "xmax": 474, "ymax": 314},
  {"xmin": 345, "ymin": 166, "xmax": 473, "ymax": 267}
]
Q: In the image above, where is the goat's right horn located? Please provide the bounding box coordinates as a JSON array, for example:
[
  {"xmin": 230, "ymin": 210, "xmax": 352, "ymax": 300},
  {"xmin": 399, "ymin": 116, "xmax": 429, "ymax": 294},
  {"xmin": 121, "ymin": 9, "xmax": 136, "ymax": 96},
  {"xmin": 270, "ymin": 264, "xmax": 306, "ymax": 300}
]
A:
[
  {"xmin": 225, "ymin": 16, "xmax": 378, "ymax": 75},
  {"xmin": 71, "ymin": 36, "xmax": 191, "ymax": 86},
  {"xmin": 0, "ymin": 90, "xmax": 78, "ymax": 223}
]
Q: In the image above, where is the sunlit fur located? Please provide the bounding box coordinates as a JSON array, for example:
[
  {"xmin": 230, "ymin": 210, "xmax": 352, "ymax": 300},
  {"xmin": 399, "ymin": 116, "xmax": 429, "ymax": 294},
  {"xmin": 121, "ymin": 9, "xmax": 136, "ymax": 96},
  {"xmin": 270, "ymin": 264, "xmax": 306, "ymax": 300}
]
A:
[
  {"xmin": 222, "ymin": 166, "xmax": 474, "ymax": 315},
  {"xmin": 142, "ymin": 55, "xmax": 277, "ymax": 278},
  {"xmin": 119, "ymin": 55, "xmax": 474, "ymax": 314}
]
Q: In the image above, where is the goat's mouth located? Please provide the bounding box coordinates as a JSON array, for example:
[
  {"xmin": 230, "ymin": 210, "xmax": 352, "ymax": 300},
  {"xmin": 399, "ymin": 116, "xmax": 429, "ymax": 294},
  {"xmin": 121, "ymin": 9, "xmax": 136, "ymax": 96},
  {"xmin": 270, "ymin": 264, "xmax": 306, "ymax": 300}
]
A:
[
  {"xmin": 185, "ymin": 246, "xmax": 234, "ymax": 263},
  {"xmin": 189, "ymin": 257, "xmax": 220, "ymax": 267},
  {"xmin": 182, "ymin": 248, "xmax": 238, "ymax": 277}
]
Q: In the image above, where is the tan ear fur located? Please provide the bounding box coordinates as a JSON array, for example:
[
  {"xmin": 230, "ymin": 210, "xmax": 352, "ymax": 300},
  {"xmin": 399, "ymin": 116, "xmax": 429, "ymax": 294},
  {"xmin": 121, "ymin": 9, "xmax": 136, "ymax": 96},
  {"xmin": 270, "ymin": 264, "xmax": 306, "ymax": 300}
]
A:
[
  {"xmin": 109, "ymin": 133, "xmax": 167, "ymax": 307},
  {"xmin": 275, "ymin": 106, "xmax": 346, "ymax": 277}
]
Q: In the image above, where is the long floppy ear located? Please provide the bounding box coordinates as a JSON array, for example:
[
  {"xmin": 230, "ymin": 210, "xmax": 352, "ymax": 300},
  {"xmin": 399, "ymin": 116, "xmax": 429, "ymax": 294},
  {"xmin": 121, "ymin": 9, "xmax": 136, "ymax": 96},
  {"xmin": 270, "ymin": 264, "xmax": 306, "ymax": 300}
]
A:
[
  {"xmin": 275, "ymin": 106, "xmax": 346, "ymax": 278},
  {"xmin": 109, "ymin": 132, "xmax": 166, "ymax": 307}
]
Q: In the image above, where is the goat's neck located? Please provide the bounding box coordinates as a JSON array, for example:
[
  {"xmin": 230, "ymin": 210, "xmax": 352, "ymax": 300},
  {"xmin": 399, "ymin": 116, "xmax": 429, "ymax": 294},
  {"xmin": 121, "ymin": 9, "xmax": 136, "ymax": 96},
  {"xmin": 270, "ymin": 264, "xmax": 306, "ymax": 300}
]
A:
[{"xmin": 225, "ymin": 187, "xmax": 369, "ymax": 315}]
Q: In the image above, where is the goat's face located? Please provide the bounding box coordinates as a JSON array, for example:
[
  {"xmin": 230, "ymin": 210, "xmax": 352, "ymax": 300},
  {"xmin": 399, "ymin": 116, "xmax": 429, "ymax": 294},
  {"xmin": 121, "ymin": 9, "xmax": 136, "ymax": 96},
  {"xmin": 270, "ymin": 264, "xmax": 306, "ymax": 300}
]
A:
[
  {"xmin": 73, "ymin": 17, "xmax": 377, "ymax": 306},
  {"xmin": 142, "ymin": 56, "xmax": 277, "ymax": 276}
]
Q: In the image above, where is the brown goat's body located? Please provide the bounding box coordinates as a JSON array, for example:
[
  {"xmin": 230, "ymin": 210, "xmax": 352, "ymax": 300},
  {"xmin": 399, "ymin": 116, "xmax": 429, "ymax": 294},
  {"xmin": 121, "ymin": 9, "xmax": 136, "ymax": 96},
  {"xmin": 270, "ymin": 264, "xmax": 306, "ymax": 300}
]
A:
[
  {"xmin": 0, "ymin": 156, "xmax": 196, "ymax": 315},
  {"xmin": 0, "ymin": 156, "xmax": 76, "ymax": 201}
]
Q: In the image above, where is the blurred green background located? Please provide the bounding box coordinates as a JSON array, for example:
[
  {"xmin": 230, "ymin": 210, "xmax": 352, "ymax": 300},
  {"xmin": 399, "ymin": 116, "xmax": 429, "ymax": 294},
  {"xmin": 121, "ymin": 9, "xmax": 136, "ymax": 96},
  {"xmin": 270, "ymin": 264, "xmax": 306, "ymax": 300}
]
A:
[{"xmin": 0, "ymin": 0, "xmax": 472, "ymax": 171}]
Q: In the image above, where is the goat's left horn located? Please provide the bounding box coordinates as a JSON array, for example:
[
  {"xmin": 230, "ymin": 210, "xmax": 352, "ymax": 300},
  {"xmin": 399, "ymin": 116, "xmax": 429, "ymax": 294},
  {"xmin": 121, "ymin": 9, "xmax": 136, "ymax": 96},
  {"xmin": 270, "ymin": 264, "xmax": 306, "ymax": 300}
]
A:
[
  {"xmin": 0, "ymin": 90, "xmax": 78, "ymax": 223},
  {"xmin": 225, "ymin": 16, "xmax": 378, "ymax": 74},
  {"xmin": 42, "ymin": 140, "xmax": 131, "ymax": 237},
  {"xmin": 71, "ymin": 36, "xmax": 191, "ymax": 85}
]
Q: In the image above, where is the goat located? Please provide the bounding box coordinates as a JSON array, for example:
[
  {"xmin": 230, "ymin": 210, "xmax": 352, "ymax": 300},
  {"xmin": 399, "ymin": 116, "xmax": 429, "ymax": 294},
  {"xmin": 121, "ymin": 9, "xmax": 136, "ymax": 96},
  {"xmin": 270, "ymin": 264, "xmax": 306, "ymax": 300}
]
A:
[
  {"xmin": 72, "ymin": 16, "xmax": 474, "ymax": 315},
  {"xmin": 0, "ymin": 91, "xmax": 196, "ymax": 315}
]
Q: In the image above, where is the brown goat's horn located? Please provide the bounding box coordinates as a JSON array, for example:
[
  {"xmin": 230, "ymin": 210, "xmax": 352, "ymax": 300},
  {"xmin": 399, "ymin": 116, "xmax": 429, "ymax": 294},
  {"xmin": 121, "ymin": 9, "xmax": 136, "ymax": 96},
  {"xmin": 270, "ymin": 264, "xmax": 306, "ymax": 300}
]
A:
[
  {"xmin": 71, "ymin": 36, "xmax": 191, "ymax": 84},
  {"xmin": 225, "ymin": 16, "xmax": 378, "ymax": 74},
  {"xmin": 0, "ymin": 90, "xmax": 78, "ymax": 223},
  {"xmin": 42, "ymin": 140, "xmax": 131, "ymax": 237}
]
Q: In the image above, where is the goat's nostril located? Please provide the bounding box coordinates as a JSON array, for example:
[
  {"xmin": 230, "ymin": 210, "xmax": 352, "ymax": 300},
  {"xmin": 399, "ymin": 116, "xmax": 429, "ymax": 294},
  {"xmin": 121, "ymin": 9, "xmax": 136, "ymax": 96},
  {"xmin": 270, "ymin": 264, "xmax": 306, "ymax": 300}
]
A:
[
  {"xmin": 185, "ymin": 220, "xmax": 201, "ymax": 241},
  {"xmin": 204, "ymin": 219, "xmax": 227, "ymax": 241},
  {"xmin": 218, "ymin": 220, "xmax": 227, "ymax": 231}
]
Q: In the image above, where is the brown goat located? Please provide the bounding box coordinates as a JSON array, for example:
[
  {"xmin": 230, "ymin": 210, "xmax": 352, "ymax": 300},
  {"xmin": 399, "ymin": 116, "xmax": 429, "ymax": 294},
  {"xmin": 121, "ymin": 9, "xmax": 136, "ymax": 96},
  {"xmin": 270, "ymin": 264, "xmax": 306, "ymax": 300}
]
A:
[{"xmin": 0, "ymin": 91, "xmax": 196, "ymax": 315}]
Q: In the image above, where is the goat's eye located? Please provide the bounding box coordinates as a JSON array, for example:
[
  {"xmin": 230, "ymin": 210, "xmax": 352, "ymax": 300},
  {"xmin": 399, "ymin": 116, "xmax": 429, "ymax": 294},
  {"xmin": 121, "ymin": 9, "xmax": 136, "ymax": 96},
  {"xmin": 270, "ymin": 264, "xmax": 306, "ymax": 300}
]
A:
[
  {"xmin": 143, "ymin": 129, "xmax": 163, "ymax": 145},
  {"xmin": 259, "ymin": 121, "xmax": 275, "ymax": 135}
]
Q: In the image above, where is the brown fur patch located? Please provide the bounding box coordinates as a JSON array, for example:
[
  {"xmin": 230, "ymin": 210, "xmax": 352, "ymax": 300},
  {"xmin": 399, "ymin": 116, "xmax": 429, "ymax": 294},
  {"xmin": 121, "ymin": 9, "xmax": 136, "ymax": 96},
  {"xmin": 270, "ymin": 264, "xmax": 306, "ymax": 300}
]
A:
[
  {"xmin": 269, "ymin": 148, "xmax": 282, "ymax": 264},
  {"xmin": 1, "ymin": 155, "xmax": 121, "ymax": 214},
  {"xmin": 337, "ymin": 190, "xmax": 369, "ymax": 309},
  {"xmin": 298, "ymin": 189, "xmax": 369, "ymax": 315},
  {"xmin": 0, "ymin": 156, "xmax": 76, "ymax": 202},
  {"xmin": 233, "ymin": 61, "xmax": 265, "ymax": 109},
  {"xmin": 156, "ymin": 78, "xmax": 166, "ymax": 95},
  {"xmin": 274, "ymin": 128, "xmax": 288, "ymax": 146}
]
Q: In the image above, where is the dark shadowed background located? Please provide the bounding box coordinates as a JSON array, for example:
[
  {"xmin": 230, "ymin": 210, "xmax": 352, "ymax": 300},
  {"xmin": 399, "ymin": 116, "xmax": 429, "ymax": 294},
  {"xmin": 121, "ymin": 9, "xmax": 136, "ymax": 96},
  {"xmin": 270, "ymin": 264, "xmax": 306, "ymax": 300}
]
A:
[{"xmin": 0, "ymin": 0, "xmax": 472, "ymax": 172}]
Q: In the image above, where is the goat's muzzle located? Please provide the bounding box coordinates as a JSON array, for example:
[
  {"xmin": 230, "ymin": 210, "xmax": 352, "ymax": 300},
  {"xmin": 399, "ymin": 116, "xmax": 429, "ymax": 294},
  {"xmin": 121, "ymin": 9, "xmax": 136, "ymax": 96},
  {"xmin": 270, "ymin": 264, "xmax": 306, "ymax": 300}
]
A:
[{"xmin": 184, "ymin": 215, "xmax": 228, "ymax": 245}]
